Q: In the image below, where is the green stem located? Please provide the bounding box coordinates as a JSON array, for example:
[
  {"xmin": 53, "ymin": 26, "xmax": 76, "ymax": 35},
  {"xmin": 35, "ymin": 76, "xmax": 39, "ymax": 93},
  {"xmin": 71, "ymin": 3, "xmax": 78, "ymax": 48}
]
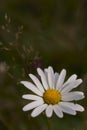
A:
[
  {"xmin": 47, "ymin": 118, "xmax": 53, "ymax": 130},
  {"xmin": 43, "ymin": 115, "xmax": 53, "ymax": 130}
]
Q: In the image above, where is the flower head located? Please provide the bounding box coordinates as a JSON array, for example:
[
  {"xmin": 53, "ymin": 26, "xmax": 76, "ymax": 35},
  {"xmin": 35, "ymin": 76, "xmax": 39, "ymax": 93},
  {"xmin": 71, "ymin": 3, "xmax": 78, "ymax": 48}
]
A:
[{"xmin": 21, "ymin": 66, "xmax": 85, "ymax": 118}]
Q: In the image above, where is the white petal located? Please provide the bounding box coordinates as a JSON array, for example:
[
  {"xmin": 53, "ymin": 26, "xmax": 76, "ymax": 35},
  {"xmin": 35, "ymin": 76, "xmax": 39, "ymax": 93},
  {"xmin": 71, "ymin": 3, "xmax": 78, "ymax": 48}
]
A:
[
  {"xmin": 39, "ymin": 67, "xmax": 58, "ymax": 89},
  {"xmin": 20, "ymin": 81, "xmax": 43, "ymax": 96},
  {"xmin": 53, "ymin": 105, "xmax": 63, "ymax": 118},
  {"xmin": 29, "ymin": 74, "xmax": 44, "ymax": 93},
  {"xmin": 62, "ymin": 91, "xmax": 84, "ymax": 101},
  {"xmin": 59, "ymin": 74, "xmax": 77, "ymax": 91},
  {"xmin": 37, "ymin": 68, "xmax": 49, "ymax": 90},
  {"xmin": 56, "ymin": 69, "xmax": 66, "ymax": 90},
  {"xmin": 73, "ymin": 104, "xmax": 84, "ymax": 112},
  {"xmin": 61, "ymin": 79, "xmax": 82, "ymax": 94},
  {"xmin": 59, "ymin": 102, "xmax": 84, "ymax": 112},
  {"xmin": 45, "ymin": 105, "xmax": 53, "ymax": 118},
  {"xmin": 54, "ymin": 73, "xmax": 59, "ymax": 88},
  {"xmin": 67, "ymin": 74, "xmax": 77, "ymax": 82},
  {"xmin": 44, "ymin": 68, "xmax": 49, "ymax": 83},
  {"xmin": 59, "ymin": 102, "xmax": 76, "ymax": 115},
  {"xmin": 23, "ymin": 100, "xmax": 44, "ymax": 111},
  {"xmin": 22, "ymin": 94, "xmax": 43, "ymax": 100},
  {"xmin": 48, "ymin": 66, "xmax": 54, "ymax": 89},
  {"xmin": 31, "ymin": 104, "xmax": 48, "ymax": 117},
  {"xmin": 58, "ymin": 102, "xmax": 75, "ymax": 110}
]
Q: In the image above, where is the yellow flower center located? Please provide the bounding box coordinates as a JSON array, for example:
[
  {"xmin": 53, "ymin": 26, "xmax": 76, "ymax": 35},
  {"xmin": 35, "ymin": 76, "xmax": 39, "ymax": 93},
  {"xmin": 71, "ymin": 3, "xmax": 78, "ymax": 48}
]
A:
[{"xmin": 43, "ymin": 89, "xmax": 61, "ymax": 105}]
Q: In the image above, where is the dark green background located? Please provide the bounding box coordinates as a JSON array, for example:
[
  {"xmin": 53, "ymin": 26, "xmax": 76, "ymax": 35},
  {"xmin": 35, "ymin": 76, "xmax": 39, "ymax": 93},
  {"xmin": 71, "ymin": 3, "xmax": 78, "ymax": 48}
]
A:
[{"xmin": 0, "ymin": 0, "xmax": 87, "ymax": 130}]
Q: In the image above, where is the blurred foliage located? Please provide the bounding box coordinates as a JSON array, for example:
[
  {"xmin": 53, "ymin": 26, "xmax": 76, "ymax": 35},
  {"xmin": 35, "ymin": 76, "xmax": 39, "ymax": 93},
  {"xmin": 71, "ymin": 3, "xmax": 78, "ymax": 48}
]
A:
[{"xmin": 0, "ymin": 0, "xmax": 87, "ymax": 130}]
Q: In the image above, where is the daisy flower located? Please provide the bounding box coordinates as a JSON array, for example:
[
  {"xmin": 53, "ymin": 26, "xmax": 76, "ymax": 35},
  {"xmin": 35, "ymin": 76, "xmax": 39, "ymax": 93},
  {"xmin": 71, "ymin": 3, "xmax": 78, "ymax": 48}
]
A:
[{"xmin": 21, "ymin": 66, "xmax": 85, "ymax": 118}]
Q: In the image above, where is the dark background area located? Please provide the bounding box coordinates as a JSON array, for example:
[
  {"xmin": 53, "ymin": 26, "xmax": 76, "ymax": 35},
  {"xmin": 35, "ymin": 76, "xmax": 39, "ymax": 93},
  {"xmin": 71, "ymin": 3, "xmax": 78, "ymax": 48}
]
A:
[{"xmin": 0, "ymin": 0, "xmax": 87, "ymax": 130}]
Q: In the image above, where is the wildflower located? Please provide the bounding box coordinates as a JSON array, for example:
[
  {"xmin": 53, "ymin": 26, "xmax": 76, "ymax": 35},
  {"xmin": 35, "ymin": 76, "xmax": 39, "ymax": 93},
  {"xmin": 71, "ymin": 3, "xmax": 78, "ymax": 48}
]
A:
[{"xmin": 21, "ymin": 66, "xmax": 84, "ymax": 118}]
